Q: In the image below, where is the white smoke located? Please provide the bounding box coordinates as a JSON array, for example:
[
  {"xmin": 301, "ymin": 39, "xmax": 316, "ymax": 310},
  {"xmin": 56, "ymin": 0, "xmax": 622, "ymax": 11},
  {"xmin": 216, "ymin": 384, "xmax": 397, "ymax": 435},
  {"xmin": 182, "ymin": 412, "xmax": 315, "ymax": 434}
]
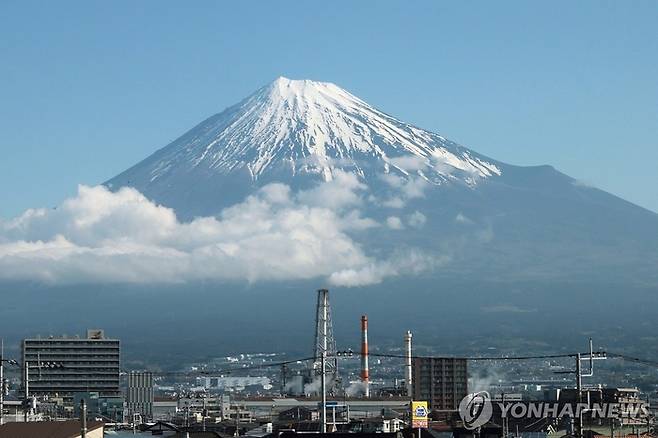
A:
[
  {"xmin": 303, "ymin": 377, "xmax": 322, "ymax": 396},
  {"xmin": 469, "ymin": 368, "xmax": 505, "ymax": 393},
  {"xmin": 345, "ymin": 381, "xmax": 368, "ymax": 397},
  {"xmin": 283, "ymin": 376, "xmax": 304, "ymax": 395}
]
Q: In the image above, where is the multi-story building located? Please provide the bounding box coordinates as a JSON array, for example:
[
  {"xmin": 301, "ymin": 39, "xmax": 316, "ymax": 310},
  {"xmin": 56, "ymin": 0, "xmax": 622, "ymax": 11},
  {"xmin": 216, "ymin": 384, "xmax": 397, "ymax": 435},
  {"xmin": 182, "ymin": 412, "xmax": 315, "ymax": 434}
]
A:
[
  {"xmin": 412, "ymin": 357, "xmax": 468, "ymax": 411},
  {"xmin": 196, "ymin": 375, "xmax": 271, "ymax": 390},
  {"xmin": 126, "ymin": 371, "xmax": 154, "ymax": 421},
  {"xmin": 153, "ymin": 397, "xmax": 178, "ymax": 421},
  {"xmin": 21, "ymin": 329, "xmax": 120, "ymax": 399},
  {"xmin": 177, "ymin": 394, "xmax": 231, "ymax": 421}
]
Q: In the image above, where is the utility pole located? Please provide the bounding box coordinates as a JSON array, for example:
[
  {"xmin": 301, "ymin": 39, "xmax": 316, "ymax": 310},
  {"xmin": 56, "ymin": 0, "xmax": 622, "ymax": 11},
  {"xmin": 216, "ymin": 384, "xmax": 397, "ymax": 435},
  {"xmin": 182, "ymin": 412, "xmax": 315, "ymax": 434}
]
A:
[
  {"xmin": 502, "ymin": 393, "xmax": 508, "ymax": 438},
  {"xmin": 23, "ymin": 361, "xmax": 29, "ymax": 422},
  {"xmin": 0, "ymin": 339, "xmax": 3, "ymax": 427},
  {"xmin": 202, "ymin": 396, "xmax": 207, "ymax": 432},
  {"xmin": 234, "ymin": 403, "xmax": 239, "ymax": 437},
  {"xmin": 555, "ymin": 339, "xmax": 606, "ymax": 438},
  {"xmin": 576, "ymin": 353, "xmax": 583, "ymax": 438},
  {"xmin": 80, "ymin": 398, "xmax": 87, "ymax": 438},
  {"xmin": 646, "ymin": 396, "xmax": 651, "ymax": 436}
]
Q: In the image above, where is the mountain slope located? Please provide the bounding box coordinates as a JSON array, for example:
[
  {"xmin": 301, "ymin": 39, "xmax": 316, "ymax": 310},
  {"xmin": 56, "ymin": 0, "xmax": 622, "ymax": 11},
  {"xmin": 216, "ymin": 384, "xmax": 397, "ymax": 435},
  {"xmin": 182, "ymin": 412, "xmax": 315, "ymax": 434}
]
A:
[
  {"xmin": 107, "ymin": 77, "xmax": 504, "ymax": 216},
  {"xmin": 106, "ymin": 77, "xmax": 658, "ymax": 284}
]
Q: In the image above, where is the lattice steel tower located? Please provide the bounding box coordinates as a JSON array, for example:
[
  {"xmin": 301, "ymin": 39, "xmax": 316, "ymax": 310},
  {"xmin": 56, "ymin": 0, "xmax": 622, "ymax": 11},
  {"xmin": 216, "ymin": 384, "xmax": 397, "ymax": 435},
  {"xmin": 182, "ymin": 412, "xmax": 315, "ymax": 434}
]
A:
[{"xmin": 312, "ymin": 289, "xmax": 340, "ymax": 393}]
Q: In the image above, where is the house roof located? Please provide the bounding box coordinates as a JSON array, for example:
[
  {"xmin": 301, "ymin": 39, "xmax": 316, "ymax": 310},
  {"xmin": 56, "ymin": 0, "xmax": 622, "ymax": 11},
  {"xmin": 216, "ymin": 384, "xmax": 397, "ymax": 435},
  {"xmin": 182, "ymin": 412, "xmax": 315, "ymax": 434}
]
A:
[
  {"xmin": 0, "ymin": 421, "xmax": 103, "ymax": 438},
  {"xmin": 281, "ymin": 406, "xmax": 312, "ymax": 412},
  {"xmin": 360, "ymin": 417, "xmax": 404, "ymax": 423},
  {"xmin": 280, "ymin": 432, "xmax": 402, "ymax": 438},
  {"xmin": 143, "ymin": 421, "xmax": 180, "ymax": 432},
  {"xmin": 171, "ymin": 433, "xmax": 226, "ymax": 438}
]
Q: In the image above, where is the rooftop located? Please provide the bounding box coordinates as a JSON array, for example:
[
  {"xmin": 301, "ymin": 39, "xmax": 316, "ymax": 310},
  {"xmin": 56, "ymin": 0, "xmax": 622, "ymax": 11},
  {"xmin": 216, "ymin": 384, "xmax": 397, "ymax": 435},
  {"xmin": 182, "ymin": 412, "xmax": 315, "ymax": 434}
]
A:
[{"xmin": 0, "ymin": 420, "xmax": 103, "ymax": 438}]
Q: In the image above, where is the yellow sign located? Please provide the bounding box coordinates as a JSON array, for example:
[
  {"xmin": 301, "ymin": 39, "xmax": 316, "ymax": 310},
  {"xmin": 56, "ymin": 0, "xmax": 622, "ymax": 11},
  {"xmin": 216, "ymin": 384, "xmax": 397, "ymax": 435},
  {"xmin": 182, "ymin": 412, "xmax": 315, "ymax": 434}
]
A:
[{"xmin": 411, "ymin": 401, "xmax": 429, "ymax": 428}]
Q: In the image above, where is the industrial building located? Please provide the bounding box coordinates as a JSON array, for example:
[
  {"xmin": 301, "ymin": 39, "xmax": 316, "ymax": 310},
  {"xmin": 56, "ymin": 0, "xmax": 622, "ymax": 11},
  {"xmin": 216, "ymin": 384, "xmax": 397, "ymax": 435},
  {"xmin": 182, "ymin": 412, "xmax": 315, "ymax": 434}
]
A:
[
  {"xmin": 21, "ymin": 329, "xmax": 120, "ymax": 398},
  {"xmin": 411, "ymin": 357, "xmax": 468, "ymax": 411},
  {"xmin": 197, "ymin": 375, "xmax": 271, "ymax": 391}
]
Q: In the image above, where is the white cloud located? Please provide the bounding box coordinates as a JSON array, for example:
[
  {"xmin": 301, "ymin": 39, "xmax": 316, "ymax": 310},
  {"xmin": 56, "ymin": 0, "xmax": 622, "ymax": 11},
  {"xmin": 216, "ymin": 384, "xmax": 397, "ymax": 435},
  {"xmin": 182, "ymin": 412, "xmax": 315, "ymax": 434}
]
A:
[
  {"xmin": 388, "ymin": 155, "xmax": 428, "ymax": 172},
  {"xmin": 476, "ymin": 224, "xmax": 494, "ymax": 243},
  {"xmin": 380, "ymin": 173, "xmax": 428, "ymax": 199},
  {"xmin": 455, "ymin": 212, "xmax": 473, "ymax": 224},
  {"xmin": 386, "ymin": 216, "xmax": 404, "ymax": 230},
  {"xmin": 328, "ymin": 249, "xmax": 448, "ymax": 287},
  {"xmin": 376, "ymin": 173, "xmax": 429, "ymax": 210},
  {"xmin": 0, "ymin": 185, "xmax": 356, "ymax": 284},
  {"xmin": 297, "ymin": 170, "xmax": 366, "ymax": 210},
  {"xmin": 572, "ymin": 179, "xmax": 596, "ymax": 189},
  {"xmin": 481, "ymin": 304, "xmax": 536, "ymax": 314},
  {"xmin": 430, "ymin": 157, "xmax": 458, "ymax": 176},
  {"xmin": 407, "ymin": 211, "xmax": 426, "ymax": 228},
  {"xmin": 0, "ymin": 178, "xmax": 435, "ymax": 287},
  {"xmin": 382, "ymin": 197, "xmax": 405, "ymax": 209},
  {"xmin": 328, "ymin": 263, "xmax": 391, "ymax": 287}
]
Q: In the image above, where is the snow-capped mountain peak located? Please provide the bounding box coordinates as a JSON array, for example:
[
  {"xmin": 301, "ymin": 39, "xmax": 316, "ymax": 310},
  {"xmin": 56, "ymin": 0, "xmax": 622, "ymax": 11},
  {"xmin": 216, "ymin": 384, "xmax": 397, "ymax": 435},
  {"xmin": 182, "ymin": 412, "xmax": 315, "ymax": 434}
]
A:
[{"xmin": 112, "ymin": 77, "xmax": 502, "ymax": 192}]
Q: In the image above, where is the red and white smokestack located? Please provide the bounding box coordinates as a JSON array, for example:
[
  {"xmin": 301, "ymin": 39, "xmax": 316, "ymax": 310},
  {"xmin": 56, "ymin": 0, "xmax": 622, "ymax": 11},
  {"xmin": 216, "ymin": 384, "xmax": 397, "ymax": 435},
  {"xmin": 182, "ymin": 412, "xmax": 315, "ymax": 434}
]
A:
[{"xmin": 360, "ymin": 315, "xmax": 370, "ymax": 397}]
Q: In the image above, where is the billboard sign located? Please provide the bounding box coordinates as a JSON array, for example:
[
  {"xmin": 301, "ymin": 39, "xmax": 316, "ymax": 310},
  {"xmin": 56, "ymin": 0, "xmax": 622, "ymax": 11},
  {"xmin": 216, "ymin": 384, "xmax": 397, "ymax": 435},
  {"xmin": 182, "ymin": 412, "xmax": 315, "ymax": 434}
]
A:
[{"xmin": 411, "ymin": 401, "xmax": 429, "ymax": 428}]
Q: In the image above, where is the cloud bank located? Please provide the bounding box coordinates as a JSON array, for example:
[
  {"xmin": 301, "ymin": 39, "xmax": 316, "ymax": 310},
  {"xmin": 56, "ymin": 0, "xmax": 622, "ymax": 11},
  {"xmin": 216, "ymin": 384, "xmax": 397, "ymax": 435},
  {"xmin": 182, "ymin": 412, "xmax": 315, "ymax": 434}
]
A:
[{"xmin": 0, "ymin": 172, "xmax": 438, "ymax": 286}]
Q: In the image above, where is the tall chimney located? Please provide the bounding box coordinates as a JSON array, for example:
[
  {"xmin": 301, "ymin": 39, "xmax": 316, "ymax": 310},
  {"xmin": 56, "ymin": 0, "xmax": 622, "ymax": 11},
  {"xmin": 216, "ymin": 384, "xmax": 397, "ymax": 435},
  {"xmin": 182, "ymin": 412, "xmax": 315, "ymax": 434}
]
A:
[
  {"xmin": 405, "ymin": 330, "xmax": 412, "ymax": 399},
  {"xmin": 360, "ymin": 315, "xmax": 370, "ymax": 397}
]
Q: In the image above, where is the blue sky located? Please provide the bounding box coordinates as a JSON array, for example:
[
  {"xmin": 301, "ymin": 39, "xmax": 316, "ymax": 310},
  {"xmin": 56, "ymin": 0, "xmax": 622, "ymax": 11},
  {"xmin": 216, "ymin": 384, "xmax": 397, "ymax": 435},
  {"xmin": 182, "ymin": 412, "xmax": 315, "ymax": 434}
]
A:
[{"xmin": 1, "ymin": 0, "xmax": 656, "ymax": 216}]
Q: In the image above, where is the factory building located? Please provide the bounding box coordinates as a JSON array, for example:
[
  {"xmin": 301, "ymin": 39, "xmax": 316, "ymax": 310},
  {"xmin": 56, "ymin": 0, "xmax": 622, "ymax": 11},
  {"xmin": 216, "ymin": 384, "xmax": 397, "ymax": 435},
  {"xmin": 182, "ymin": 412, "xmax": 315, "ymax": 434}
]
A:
[
  {"xmin": 21, "ymin": 329, "xmax": 120, "ymax": 398},
  {"xmin": 412, "ymin": 357, "xmax": 468, "ymax": 411}
]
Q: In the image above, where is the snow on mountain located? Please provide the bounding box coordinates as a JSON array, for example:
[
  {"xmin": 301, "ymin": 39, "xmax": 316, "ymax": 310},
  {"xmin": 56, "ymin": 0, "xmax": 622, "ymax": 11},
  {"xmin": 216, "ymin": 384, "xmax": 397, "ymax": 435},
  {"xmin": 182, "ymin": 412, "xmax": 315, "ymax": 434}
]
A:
[
  {"xmin": 115, "ymin": 77, "xmax": 501, "ymax": 191},
  {"xmin": 104, "ymin": 77, "xmax": 658, "ymax": 289}
]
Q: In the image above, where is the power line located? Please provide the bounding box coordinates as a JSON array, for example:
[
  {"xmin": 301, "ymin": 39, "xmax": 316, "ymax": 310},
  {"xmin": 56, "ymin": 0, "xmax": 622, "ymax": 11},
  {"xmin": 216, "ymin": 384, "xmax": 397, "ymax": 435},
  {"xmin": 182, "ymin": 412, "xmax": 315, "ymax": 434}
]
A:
[
  {"xmin": 331, "ymin": 351, "xmax": 579, "ymax": 364},
  {"xmin": 134, "ymin": 351, "xmax": 596, "ymax": 377},
  {"xmin": 131, "ymin": 356, "xmax": 316, "ymax": 376},
  {"xmin": 125, "ymin": 350, "xmax": 658, "ymax": 377},
  {"xmin": 348, "ymin": 351, "xmax": 596, "ymax": 361},
  {"xmin": 607, "ymin": 352, "xmax": 658, "ymax": 368}
]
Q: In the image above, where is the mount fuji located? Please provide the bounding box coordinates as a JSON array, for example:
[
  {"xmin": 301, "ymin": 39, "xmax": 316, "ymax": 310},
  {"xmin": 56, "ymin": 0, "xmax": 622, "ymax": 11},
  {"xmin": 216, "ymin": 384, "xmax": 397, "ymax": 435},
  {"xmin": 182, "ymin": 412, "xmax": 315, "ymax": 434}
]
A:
[
  {"xmin": 108, "ymin": 77, "xmax": 504, "ymax": 216},
  {"xmin": 2, "ymin": 77, "xmax": 657, "ymax": 359},
  {"xmin": 107, "ymin": 77, "xmax": 658, "ymax": 284}
]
